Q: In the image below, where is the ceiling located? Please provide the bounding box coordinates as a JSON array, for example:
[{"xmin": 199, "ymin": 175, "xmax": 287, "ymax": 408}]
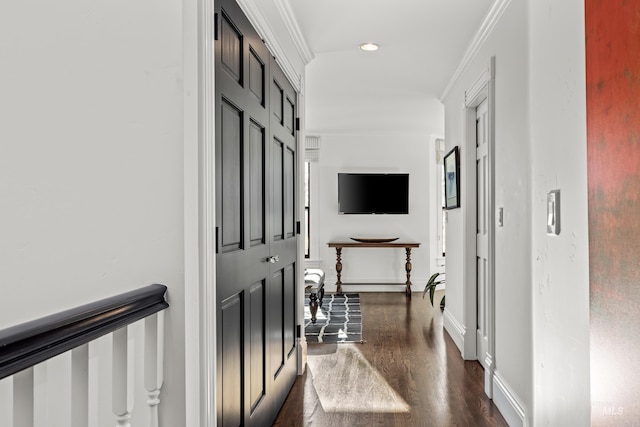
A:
[{"xmin": 286, "ymin": 0, "xmax": 495, "ymax": 133}]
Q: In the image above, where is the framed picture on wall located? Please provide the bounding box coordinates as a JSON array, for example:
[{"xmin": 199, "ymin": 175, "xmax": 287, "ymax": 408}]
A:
[{"xmin": 444, "ymin": 146, "xmax": 460, "ymax": 209}]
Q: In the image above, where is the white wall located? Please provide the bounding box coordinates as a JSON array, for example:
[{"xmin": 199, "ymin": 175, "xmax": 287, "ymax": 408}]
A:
[
  {"xmin": 0, "ymin": 0, "xmax": 186, "ymax": 424},
  {"xmin": 313, "ymin": 132, "xmax": 442, "ymax": 292},
  {"xmin": 529, "ymin": 0, "xmax": 591, "ymax": 425},
  {"xmin": 442, "ymin": 1, "xmax": 533, "ymax": 424},
  {"xmin": 443, "ymin": 0, "xmax": 591, "ymax": 425}
]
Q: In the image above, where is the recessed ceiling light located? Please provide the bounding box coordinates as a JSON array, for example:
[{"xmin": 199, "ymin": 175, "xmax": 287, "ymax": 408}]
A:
[{"xmin": 359, "ymin": 43, "xmax": 379, "ymax": 52}]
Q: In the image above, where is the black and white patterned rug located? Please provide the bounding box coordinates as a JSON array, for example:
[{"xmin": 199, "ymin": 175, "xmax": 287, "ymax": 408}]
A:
[{"xmin": 304, "ymin": 293, "xmax": 364, "ymax": 343}]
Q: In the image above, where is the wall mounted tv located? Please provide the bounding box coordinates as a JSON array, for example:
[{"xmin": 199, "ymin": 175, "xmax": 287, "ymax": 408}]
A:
[{"xmin": 338, "ymin": 173, "xmax": 409, "ymax": 214}]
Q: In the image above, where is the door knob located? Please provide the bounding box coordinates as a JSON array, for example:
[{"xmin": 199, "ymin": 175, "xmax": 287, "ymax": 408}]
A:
[{"xmin": 267, "ymin": 255, "xmax": 280, "ymax": 263}]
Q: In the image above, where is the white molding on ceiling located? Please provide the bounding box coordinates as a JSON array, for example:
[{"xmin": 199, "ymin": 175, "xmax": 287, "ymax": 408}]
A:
[
  {"xmin": 440, "ymin": 0, "xmax": 512, "ymax": 101},
  {"xmin": 275, "ymin": 0, "xmax": 315, "ymax": 65},
  {"xmin": 236, "ymin": 0, "xmax": 303, "ymax": 92}
]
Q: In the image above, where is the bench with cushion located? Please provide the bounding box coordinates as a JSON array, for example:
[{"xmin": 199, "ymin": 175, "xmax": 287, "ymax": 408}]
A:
[{"xmin": 304, "ymin": 268, "xmax": 325, "ymax": 323}]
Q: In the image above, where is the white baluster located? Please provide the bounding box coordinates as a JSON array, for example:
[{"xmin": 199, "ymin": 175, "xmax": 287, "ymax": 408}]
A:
[
  {"xmin": 35, "ymin": 353, "xmax": 74, "ymax": 426},
  {"xmin": 71, "ymin": 344, "xmax": 89, "ymax": 427},
  {"xmin": 0, "ymin": 377, "xmax": 13, "ymax": 426},
  {"xmin": 145, "ymin": 311, "xmax": 164, "ymax": 427},
  {"xmin": 13, "ymin": 368, "xmax": 34, "ymax": 427},
  {"xmin": 113, "ymin": 328, "xmax": 131, "ymax": 427}
]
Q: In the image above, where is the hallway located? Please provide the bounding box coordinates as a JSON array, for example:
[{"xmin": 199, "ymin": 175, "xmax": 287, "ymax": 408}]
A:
[{"xmin": 273, "ymin": 292, "xmax": 508, "ymax": 426}]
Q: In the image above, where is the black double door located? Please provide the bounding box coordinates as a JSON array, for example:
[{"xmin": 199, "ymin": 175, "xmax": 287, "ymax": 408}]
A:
[{"xmin": 215, "ymin": 0, "xmax": 298, "ymax": 425}]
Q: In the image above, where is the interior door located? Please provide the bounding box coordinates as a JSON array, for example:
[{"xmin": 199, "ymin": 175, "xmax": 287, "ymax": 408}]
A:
[
  {"xmin": 215, "ymin": 0, "xmax": 298, "ymax": 425},
  {"xmin": 267, "ymin": 58, "xmax": 298, "ymax": 412},
  {"xmin": 476, "ymin": 99, "xmax": 490, "ymax": 371}
]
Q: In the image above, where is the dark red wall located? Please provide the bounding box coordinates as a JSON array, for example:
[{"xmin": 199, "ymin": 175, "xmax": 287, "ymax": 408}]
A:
[{"xmin": 587, "ymin": 0, "xmax": 640, "ymax": 424}]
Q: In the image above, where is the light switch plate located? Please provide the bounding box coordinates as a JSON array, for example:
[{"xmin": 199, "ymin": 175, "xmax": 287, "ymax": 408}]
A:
[{"xmin": 547, "ymin": 190, "xmax": 560, "ymax": 235}]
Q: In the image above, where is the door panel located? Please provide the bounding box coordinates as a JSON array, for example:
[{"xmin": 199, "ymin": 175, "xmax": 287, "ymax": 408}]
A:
[
  {"xmin": 272, "ymin": 81, "xmax": 283, "ymax": 123},
  {"xmin": 220, "ymin": 294, "xmax": 243, "ymax": 427},
  {"xmin": 476, "ymin": 99, "xmax": 489, "ymax": 370},
  {"xmin": 272, "ymin": 139, "xmax": 284, "ymax": 241},
  {"xmin": 283, "ymin": 264, "xmax": 296, "ymax": 358},
  {"xmin": 248, "ymin": 48, "xmax": 265, "ymax": 104},
  {"xmin": 269, "ymin": 269, "xmax": 285, "ymax": 379},
  {"xmin": 284, "ymin": 147, "xmax": 295, "ymax": 239},
  {"xmin": 215, "ymin": 0, "xmax": 298, "ymax": 425},
  {"xmin": 248, "ymin": 281, "xmax": 265, "ymax": 413},
  {"xmin": 249, "ymin": 121, "xmax": 265, "ymax": 247},
  {"xmin": 220, "ymin": 101, "xmax": 243, "ymax": 253},
  {"xmin": 220, "ymin": 13, "xmax": 242, "ymax": 83}
]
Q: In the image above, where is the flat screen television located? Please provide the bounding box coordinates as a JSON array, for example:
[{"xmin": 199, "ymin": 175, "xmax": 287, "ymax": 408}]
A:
[{"xmin": 338, "ymin": 173, "xmax": 409, "ymax": 214}]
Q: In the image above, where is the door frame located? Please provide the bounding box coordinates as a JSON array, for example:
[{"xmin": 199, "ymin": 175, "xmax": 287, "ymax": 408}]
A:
[
  {"xmin": 462, "ymin": 56, "xmax": 496, "ymax": 398},
  {"xmin": 197, "ymin": 0, "xmax": 217, "ymax": 424},
  {"xmin": 182, "ymin": 0, "xmax": 217, "ymax": 424}
]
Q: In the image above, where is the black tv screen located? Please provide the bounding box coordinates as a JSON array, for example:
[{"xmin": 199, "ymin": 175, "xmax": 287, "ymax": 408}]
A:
[{"xmin": 338, "ymin": 173, "xmax": 409, "ymax": 214}]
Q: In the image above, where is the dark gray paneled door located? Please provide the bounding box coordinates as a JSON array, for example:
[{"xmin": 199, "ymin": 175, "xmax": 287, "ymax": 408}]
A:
[{"xmin": 214, "ymin": 0, "xmax": 298, "ymax": 425}]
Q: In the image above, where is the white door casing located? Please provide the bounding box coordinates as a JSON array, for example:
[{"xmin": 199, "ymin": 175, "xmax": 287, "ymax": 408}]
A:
[{"xmin": 462, "ymin": 57, "xmax": 495, "ymax": 399}]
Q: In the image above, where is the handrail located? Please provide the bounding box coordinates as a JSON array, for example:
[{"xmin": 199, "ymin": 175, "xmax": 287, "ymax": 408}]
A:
[{"xmin": 0, "ymin": 284, "xmax": 169, "ymax": 380}]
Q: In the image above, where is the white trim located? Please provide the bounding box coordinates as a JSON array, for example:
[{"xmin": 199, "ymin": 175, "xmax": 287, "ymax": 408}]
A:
[
  {"xmin": 440, "ymin": 0, "xmax": 511, "ymax": 100},
  {"xmin": 459, "ymin": 57, "xmax": 496, "ymax": 398},
  {"xmin": 201, "ymin": 0, "xmax": 217, "ymax": 424},
  {"xmin": 307, "ymin": 161, "xmax": 320, "ymax": 260},
  {"xmin": 322, "ymin": 282, "xmax": 436, "ymax": 295},
  {"xmin": 322, "ymin": 286, "xmax": 411, "ymax": 293},
  {"xmin": 304, "ymin": 259, "xmax": 323, "ymax": 269},
  {"xmin": 442, "ymin": 308, "xmax": 466, "ymax": 353},
  {"xmin": 274, "ymin": 0, "xmax": 315, "ymax": 64},
  {"xmin": 296, "ymin": 92, "xmax": 306, "ymax": 376},
  {"xmin": 429, "ymin": 135, "xmax": 445, "ymax": 275},
  {"xmin": 184, "ymin": 0, "xmax": 203, "ymax": 425},
  {"xmin": 325, "ymin": 276, "xmax": 434, "ymax": 286},
  {"xmin": 493, "ymin": 370, "xmax": 528, "ymax": 427},
  {"xmin": 465, "ymin": 70, "xmax": 490, "ymax": 107},
  {"xmin": 236, "ymin": 0, "xmax": 304, "ymax": 92},
  {"xmin": 461, "ymin": 106, "xmax": 478, "ymax": 362}
]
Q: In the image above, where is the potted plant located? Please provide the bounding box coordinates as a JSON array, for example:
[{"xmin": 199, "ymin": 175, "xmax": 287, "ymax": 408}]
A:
[{"xmin": 423, "ymin": 272, "xmax": 445, "ymax": 309}]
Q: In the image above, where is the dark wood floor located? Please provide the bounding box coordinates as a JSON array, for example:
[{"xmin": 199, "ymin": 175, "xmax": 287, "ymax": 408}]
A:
[{"xmin": 273, "ymin": 291, "xmax": 508, "ymax": 427}]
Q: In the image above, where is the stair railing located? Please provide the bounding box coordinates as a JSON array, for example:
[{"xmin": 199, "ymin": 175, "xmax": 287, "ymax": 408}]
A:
[{"xmin": 0, "ymin": 284, "xmax": 169, "ymax": 427}]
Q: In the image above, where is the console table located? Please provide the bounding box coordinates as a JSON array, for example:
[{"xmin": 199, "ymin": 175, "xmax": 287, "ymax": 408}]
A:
[{"xmin": 327, "ymin": 241, "xmax": 421, "ymax": 296}]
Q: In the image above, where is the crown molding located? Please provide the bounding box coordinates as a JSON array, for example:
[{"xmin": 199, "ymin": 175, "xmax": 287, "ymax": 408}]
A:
[
  {"xmin": 275, "ymin": 0, "xmax": 314, "ymax": 65},
  {"xmin": 236, "ymin": 0, "xmax": 303, "ymax": 92},
  {"xmin": 440, "ymin": 0, "xmax": 512, "ymax": 101}
]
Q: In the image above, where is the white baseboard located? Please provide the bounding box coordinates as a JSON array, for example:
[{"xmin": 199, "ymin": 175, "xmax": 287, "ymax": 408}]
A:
[
  {"xmin": 323, "ymin": 283, "xmax": 411, "ymax": 293},
  {"xmin": 304, "ymin": 259, "xmax": 323, "ymax": 269},
  {"xmin": 322, "ymin": 277, "xmax": 438, "ymax": 294},
  {"xmin": 493, "ymin": 370, "xmax": 528, "ymax": 427},
  {"xmin": 325, "ymin": 277, "xmax": 431, "ymax": 286},
  {"xmin": 297, "ymin": 337, "xmax": 307, "ymax": 375},
  {"xmin": 442, "ymin": 308, "xmax": 465, "ymax": 354}
]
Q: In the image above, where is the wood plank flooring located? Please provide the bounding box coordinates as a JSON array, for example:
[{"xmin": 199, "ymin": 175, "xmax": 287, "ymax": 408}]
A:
[{"xmin": 273, "ymin": 292, "xmax": 508, "ymax": 426}]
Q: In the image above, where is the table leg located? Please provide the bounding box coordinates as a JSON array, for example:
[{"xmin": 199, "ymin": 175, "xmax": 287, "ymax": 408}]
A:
[
  {"xmin": 309, "ymin": 291, "xmax": 318, "ymax": 323},
  {"xmin": 335, "ymin": 247, "xmax": 343, "ymax": 295},
  {"xmin": 405, "ymin": 248, "xmax": 413, "ymax": 297}
]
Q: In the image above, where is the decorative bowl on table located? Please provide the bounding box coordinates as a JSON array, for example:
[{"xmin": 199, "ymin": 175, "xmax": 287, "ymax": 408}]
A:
[{"xmin": 349, "ymin": 237, "xmax": 399, "ymax": 243}]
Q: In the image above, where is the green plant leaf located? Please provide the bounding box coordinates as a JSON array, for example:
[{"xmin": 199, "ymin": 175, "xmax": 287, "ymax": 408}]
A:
[{"xmin": 423, "ymin": 272, "xmax": 445, "ymax": 308}]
